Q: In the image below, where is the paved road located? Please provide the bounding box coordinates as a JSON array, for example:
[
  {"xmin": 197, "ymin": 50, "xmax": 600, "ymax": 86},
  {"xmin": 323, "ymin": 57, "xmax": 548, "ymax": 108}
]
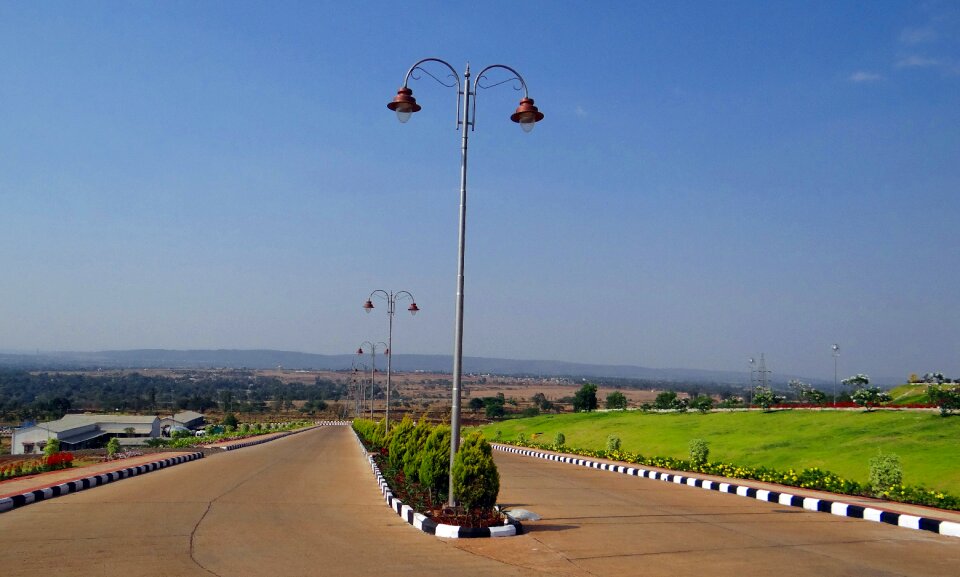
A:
[
  {"xmin": 0, "ymin": 427, "xmax": 534, "ymax": 577},
  {"xmin": 452, "ymin": 450, "xmax": 960, "ymax": 577},
  {"xmin": 5, "ymin": 427, "xmax": 958, "ymax": 576}
]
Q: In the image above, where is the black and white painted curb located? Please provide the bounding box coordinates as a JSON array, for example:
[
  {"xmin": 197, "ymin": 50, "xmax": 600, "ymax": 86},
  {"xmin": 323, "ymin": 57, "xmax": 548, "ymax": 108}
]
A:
[
  {"xmin": 493, "ymin": 444, "xmax": 960, "ymax": 539},
  {"xmin": 351, "ymin": 428, "xmax": 521, "ymax": 538},
  {"xmin": 0, "ymin": 452, "xmax": 204, "ymax": 515},
  {"xmin": 214, "ymin": 421, "xmax": 349, "ymax": 451}
]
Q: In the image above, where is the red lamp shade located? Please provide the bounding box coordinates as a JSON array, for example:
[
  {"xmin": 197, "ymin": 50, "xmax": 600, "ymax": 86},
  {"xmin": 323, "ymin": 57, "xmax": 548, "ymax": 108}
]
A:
[
  {"xmin": 387, "ymin": 87, "xmax": 422, "ymax": 123},
  {"xmin": 510, "ymin": 97, "xmax": 544, "ymax": 132},
  {"xmin": 363, "ymin": 299, "xmax": 374, "ymax": 312},
  {"xmin": 408, "ymin": 302, "xmax": 420, "ymax": 315}
]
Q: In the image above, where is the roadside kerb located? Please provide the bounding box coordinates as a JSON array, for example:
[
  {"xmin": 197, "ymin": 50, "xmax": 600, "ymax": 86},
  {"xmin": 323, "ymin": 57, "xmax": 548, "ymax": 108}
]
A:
[
  {"xmin": 493, "ymin": 443, "xmax": 960, "ymax": 539},
  {"xmin": 350, "ymin": 427, "xmax": 521, "ymax": 538},
  {"xmin": 0, "ymin": 452, "xmax": 203, "ymax": 515},
  {"xmin": 206, "ymin": 421, "xmax": 350, "ymax": 451}
]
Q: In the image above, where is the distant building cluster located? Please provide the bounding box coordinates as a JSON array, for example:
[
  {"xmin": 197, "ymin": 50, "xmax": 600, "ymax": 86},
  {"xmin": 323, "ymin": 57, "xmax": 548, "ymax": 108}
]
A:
[{"xmin": 10, "ymin": 410, "xmax": 206, "ymax": 455}]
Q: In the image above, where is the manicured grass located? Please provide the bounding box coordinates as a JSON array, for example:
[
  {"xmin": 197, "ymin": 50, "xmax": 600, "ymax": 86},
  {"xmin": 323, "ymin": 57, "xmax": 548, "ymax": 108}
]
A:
[{"xmin": 474, "ymin": 410, "xmax": 960, "ymax": 494}]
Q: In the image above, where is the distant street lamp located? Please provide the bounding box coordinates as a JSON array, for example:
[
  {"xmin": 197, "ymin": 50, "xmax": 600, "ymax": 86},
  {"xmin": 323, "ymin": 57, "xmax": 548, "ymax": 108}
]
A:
[
  {"xmin": 388, "ymin": 57, "xmax": 543, "ymax": 507},
  {"xmin": 364, "ymin": 290, "xmax": 419, "ymax": 435},
  {"xmin": 832, "ymin": 343, "xmax": 840, "ymax": 407},
  {"xmin": 357, "ymin": 342, "xmax": 387, "ymax": 419},
  {"xmin": 351, "ymin": 359, "xmax": 368, "ymax": 418}
]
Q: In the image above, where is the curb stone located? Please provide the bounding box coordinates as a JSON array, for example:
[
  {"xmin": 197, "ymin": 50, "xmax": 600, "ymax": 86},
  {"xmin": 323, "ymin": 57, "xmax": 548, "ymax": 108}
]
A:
[
  {"xmin": 0, "ymin": 452, "xmax": 204, "ymax": 515},
  {"xmin": 351, "ymin": 428, "xmax": 521, "ymax": 538},
  {"xmin": 493, "ymin": 444, "xmax": 960, "ymax": 539},
  {"xmin": 212, "ymin": 421, "xmax": 349, "ymax": 451}
]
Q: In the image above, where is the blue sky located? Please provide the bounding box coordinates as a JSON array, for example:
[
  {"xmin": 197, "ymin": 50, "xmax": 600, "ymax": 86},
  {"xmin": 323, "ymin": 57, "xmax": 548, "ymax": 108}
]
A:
[{"xmin": 1, "ymin": 1, "xmax": 957, "ymax": 382}]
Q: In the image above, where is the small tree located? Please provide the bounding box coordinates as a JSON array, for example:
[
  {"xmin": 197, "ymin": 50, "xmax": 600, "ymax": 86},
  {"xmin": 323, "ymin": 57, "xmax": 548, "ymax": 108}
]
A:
[
  {"xmin": 222, "ymin": 413, "xmax": 239, "ymax": 429},
  {"xmin": 927, "ymin": 384, "xmax": 960, "ymax": 417},
  {"xmin": 106, "ymin": 437, "xmax": 121, "ymax": 458},
  {"xmin": 401, "ymin": 418, "xmax": 433, "ymax": 483},
  {"xmin": 753, "ymin": 386, "xmax": 784, "ymax": 411},
  {"xmin": 43, "ymin": 438, "xmax": 61, "ymax": 456},
  {"xmin": 452, "ymin": 432, "xmax": 500, "ymax": 513},
  {"xmin": 387, "ymin": 415, "xmax": 415, "ymax": 470},
  {"xmin": 573, "ymin": 383, "xmax": 598, "ymax": 412},
  {"xmin": 468, "ymin": 397, "xmax": 485, "ymax": 414},
  {"xmin": 653, "ymin": 390, "xmax": 678, "ymax": 410},
  {"xmin": 605, "ymin": 391, "xmax": 628, "ymax": 410},
  {"xmin": 842, "ymin": 374, "xmax": 870, "ymax": 389},
  {"xmin": 419, "ymin": 425, "xmax": 451, "ymax": 502},
  {"xmin": 851, "ymin": 387, "xmax": 891, "ymax": 411},
  {"xmin": 690, "ymin": 395, "xmax": 714, "ymax": 414}
]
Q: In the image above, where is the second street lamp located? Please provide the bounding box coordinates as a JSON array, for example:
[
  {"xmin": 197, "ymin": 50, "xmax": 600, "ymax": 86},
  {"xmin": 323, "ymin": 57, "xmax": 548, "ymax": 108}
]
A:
[
  {"xmin": 388, "ymin": 57, "xmax": 543, "ymax": 507},
  {"xmin": 364, "ymin": 290, "xmax": 419, "ymax": 434}
]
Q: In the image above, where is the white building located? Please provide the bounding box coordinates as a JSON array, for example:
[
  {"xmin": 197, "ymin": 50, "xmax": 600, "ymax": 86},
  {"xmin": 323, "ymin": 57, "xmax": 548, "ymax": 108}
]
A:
[
  {"xmin": 11, "ymin": 414, "xmax": 161, "ymax": 455},
  {"xmin": 159, "ymin": 410, "xmax": 206, "ymax": 436}
]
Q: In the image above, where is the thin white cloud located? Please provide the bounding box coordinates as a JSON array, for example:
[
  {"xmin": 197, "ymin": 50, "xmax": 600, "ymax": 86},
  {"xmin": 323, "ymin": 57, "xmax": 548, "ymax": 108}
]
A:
[
  {"xmin": 848, "ymin": 71, "xmax": 883, "ymax": 83},
  {"xmin": 900, "ymin": 27, "xmax": 938, "ymax": 44},
  {"xmin": 896, "ymin": 55, "xmax": 942, "ymax": 68},
  {"xmin": 575, "ymin": 105, "xmax": 587, "ymax": 117}
]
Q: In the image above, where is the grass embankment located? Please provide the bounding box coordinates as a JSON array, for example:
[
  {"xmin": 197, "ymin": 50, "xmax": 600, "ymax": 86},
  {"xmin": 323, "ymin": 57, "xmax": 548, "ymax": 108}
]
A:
[{"xmin": 474, "ymin": 410, "xmax": 960, "ymax": 494}]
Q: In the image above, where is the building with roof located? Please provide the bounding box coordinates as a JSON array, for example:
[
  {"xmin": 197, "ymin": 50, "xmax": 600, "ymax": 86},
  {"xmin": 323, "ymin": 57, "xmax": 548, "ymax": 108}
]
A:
[
  {"xmin": 159, "ymin": 410, "xmax": 206, "ymax": 436},
  {"xmin": 10, "ymin": 414, "xmax": 160, "ymax": 455}
]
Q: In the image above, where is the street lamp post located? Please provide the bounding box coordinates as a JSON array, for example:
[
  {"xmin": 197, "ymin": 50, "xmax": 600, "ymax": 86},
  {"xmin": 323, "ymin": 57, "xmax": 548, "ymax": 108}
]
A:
[
  {"xmin": 832, "ymin": 343, "xmax": 840, "ymax": 407},
  {"xmin": 351, "ymin": 360, "xmax": 368, "ymax": 418},
  {"xmin": 357, "ymin": 342, "xmax": 387, "ymax": 419},
  {"xmin": 364, "ymin": 290, "xmax": 419, "ymax": 435},
  {"xmin": 388, "ymin": 57, "xmax": 543, "ymax": 506}
]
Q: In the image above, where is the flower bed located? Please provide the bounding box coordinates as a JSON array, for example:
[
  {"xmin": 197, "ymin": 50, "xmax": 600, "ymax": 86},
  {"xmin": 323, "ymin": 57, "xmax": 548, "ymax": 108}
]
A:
[
  {"xmin": 353, "ymin": 418, "xmax": 521, "ymax": 537},
  {"xmin": 0, "ymin": 452, "xmax": 74, "ymax": 482}
]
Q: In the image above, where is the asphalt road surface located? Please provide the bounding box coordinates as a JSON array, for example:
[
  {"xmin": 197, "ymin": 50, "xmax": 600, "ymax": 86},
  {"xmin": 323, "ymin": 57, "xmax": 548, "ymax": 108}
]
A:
[
  {"xmin": 3, "ymin": 426, "xmax": 958, "ymax": 576},
  {"xmin": 453, "ymin": 449, "xmax": 960, "ymax": 577},
  {"xmin": 0, "ymin": 427, "xmax": 533, "ymax": 577}
]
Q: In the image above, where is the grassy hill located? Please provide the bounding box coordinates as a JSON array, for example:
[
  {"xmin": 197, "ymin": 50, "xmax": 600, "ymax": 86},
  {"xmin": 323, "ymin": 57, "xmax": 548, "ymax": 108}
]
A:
[{"xmin": 474, "ymin": 409, "xmax": 960, "ymax": 494}]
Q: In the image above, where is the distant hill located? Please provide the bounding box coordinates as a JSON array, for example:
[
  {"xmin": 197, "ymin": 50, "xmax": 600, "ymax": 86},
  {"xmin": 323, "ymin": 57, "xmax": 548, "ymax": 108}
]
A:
[{"xmin": 0, "ymin": 348, "xmax": 851, "ymax": 387}]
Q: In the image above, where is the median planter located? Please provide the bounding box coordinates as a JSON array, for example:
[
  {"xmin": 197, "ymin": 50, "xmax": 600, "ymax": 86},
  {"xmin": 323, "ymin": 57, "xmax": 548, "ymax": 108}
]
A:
[{"xmin": 351, "ymin": 423, "xmax": 521, "ymax": 538}]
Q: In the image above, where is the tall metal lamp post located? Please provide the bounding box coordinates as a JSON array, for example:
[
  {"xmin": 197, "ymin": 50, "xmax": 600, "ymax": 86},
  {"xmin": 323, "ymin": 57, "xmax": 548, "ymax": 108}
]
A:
[
  {"xmin": 832, "ymin": 343, "xmax": 840, "ymax": 407},
  {"xmin": 357, "ymin": 341, "xmax": 387, "ymax": 419},
  {"xmin": 387, "ymin": 57, "xmax": 544, "ymax": 506},
  {"xmin": 364, "ymin": 290, "xmax": 419, "ymax": 434}
]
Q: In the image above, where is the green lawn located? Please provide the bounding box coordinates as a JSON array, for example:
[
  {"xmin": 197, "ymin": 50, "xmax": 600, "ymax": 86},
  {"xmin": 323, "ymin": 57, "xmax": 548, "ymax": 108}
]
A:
[{"xmin": 474, "ymin": 410, "xmax": 960, "ymax": 494}]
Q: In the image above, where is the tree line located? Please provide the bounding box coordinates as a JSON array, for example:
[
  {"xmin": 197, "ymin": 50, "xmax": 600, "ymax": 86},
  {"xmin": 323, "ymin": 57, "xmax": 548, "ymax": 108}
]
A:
[{"xmin": 0, "ymin": 370, "xmax": 347, "ymax": 423}]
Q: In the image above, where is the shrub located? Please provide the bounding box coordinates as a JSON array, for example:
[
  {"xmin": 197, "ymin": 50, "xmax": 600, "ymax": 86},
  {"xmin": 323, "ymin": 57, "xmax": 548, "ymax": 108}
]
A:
[
  {"xmin": 553, "ymin": 432, "xmax": 565, "ymax": 448},
  {"xmin": 516, "ymin": 432, "xmax": 526, "ymax": 444},
  {"xmin": 419, "ymin": 424, "xmax": 452, "ymax": 501},
  {"xmin": 753, "ymin": 386, "xmax": 784, "ymax": 411},
  {"xmin": 387, "ymin": 416, "xmax": 416, "ymax": 470},
  {"xmin": 606, "ymin": 435, "xmax": 621, "ymax": 452},
  {"xmin": 106, "ymin": 437, "xmax": 121, "ymax": 458},
  {"xmin": 690, "ymin": 395, "xmax": 714, "ymax": 414},
  {"xmin": 851, "ymin": 387, "xmax": 892, "ymax": 411},
  {"xmin": 689, "ymin": 438, "xmax": 709, "ymax": 466},
  {"xmin": 869, "ymin": 453, "xmax": 903, "ymax": 497},
  {"xmin": 927, "ymin": 384, "xmax": 960, "ymax": 417},
  {"xmin": 43, "ymin": 438, "xmax": 61, "ymax": 457},
  {"xmin": 402, "ymin": 418, "xmax": 433, "ymax": 483},
  {"xmin": 452, "ymin": 431, "xmax": 500, "ymax": 512},
  {"xmin": 222, "ymin": 413, "xmax": 239, "ymax": 429}
]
